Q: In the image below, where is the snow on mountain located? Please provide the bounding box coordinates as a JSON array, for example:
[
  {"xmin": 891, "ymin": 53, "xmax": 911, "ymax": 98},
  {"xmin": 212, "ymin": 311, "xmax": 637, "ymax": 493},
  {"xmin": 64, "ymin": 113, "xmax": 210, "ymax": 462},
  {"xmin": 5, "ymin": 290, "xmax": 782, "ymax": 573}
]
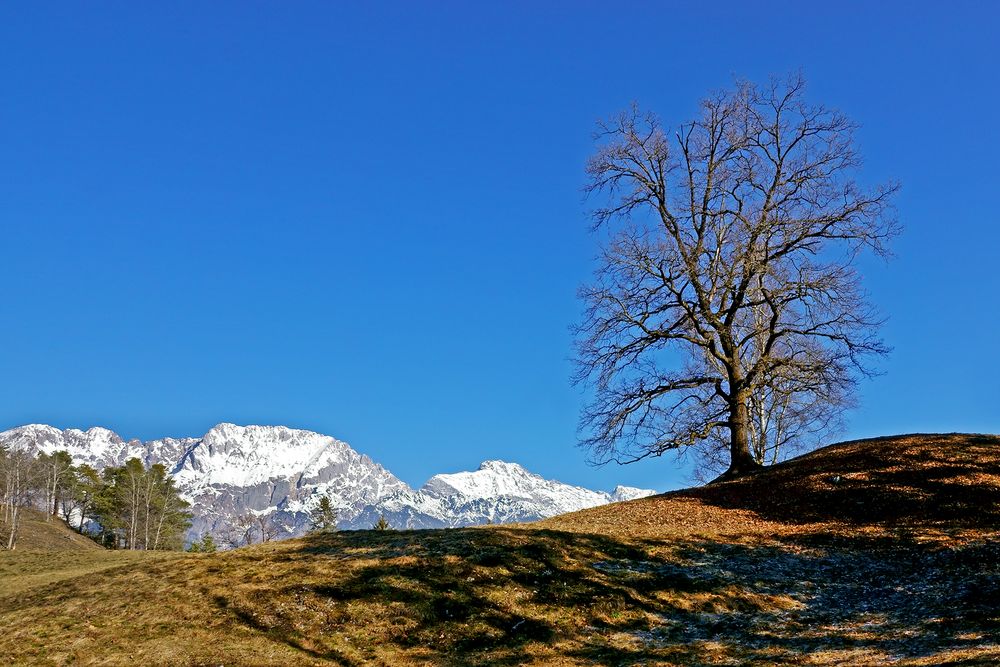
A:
[
  {"xmin": 348, "ymin": 459, "xmax": 657, "ymax": 529},
  {"xmin": 610, "ymin": 485, "xmax": 658, "ymax": 502},
  {"xmin": 150, "ymin": 424, "xmax": 409, "ymax": 540},
  {"xmin": 428, "ymin": 459, "xmax": 611, "ymax": 513},
  {"xmin": 173, "ymin": 424, "xmax": 350, "ymax": 489},
  {"xmin": 4, "ymin": 424, "xmax": 145, "ymax": 469},
  {"xmin": 425, "ymin": 459, "xmax": 606, "ymax": 509},
  {"xmin": 0, "ymin": 423, "xmax": 658, "ymax": 543}
]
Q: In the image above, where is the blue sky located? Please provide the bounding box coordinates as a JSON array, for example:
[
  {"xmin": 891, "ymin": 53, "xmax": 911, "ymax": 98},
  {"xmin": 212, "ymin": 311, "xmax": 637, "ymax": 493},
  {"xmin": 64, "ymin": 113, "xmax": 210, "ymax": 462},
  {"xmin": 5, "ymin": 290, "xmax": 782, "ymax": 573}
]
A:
[{"xmin": 1, "ymin": 2, "xmax": 997, "ymax": 492}]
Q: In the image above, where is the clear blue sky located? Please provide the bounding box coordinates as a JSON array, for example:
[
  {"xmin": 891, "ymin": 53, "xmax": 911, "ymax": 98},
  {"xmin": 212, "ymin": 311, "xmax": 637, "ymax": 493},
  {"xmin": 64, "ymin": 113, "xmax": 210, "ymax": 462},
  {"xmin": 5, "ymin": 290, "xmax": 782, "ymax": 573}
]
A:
[{"xmin": 2, "ymin": 2, "xmax": 997, "ymax": 493}]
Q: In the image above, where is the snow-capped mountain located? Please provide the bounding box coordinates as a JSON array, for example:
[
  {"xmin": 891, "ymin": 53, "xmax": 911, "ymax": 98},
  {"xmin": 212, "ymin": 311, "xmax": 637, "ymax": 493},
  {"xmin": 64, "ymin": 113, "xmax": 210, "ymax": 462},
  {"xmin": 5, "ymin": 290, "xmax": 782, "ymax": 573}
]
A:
[
  {"xmin": 166, "ymin": 424, "xmax": 408, "ymax": 538},
  {"xmin": 354, "ymin": 461, "xmax": 655, "ymax": 528},
  {"xmin": 0, "ymin": 423, "xmax": 657, "ymax": 543},
  {"xmin": 354, "ymin": 460, "xmax": 656, "ymax": 529},
  {"xmin": 1, "ymin": 424, "xmax": 150, "ymax": 469}
]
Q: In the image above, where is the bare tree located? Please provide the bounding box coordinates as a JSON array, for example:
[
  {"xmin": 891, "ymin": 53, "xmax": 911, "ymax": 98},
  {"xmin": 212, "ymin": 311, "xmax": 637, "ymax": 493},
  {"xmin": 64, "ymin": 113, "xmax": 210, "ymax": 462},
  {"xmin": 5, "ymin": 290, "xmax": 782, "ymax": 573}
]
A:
[
  {"xmin": 255, "ymin": 512, "xmax": 280, "ymax": 543},
  {"xmin": 224, "ymin": 512, "xmax": 259, "ymax": 549},
  {"xmin": 110, "ymin": 458, "xmax": 146, "ymax": 550},
  {"xmin": 575, "ymin": 74, "xmax": 898, "ymax": 478},
  {"xmin": 691, "ymin": 361, "xmax": 852, "ymax": 481},
  {"xmin": 1, "ymin": 446, "xmax": 40, "ymax": 549},
  {"xmin": 37, "ymin": 450, "xmax": 74, "ymax": 521}
]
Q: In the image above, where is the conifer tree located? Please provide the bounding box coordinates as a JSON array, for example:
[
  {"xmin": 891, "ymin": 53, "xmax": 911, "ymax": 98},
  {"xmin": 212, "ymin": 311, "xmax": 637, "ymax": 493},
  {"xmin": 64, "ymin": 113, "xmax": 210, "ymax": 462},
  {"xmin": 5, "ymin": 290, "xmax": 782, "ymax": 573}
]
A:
[
  {"xmin": 189, "ymin": 533, "xmax": 217, "ymax": 553},
  {"xmin": 199, "ymin": 533, "xmax": 217, "ymax": 553},
  {"xmin": 93, "ymin": 458, "xmax": 191, "ymax": 550},
  {"xmin": 308, "ymin": 495, "xmax": 338, "ymax": 533},
  {"xmin": 66, "ymin": 464, "xmax": 102, "ymax": 533},
  {"xmin": 36, "ymin": 450, "xmax": 73, "ymax": 521}
]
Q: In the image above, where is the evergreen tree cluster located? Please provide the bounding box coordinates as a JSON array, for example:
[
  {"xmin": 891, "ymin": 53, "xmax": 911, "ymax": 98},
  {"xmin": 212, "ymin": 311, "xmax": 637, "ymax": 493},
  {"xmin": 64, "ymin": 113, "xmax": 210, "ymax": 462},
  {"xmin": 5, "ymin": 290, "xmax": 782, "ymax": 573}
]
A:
[{"xmin": 1, "ymin": 446, "xmax": 191, "ymax": 551}]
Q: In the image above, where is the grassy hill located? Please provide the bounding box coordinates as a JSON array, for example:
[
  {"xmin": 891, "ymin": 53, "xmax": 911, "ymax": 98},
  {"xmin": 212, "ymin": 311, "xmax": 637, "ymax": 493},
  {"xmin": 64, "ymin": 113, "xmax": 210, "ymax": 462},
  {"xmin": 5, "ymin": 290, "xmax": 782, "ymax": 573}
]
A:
[
  {"xmin": 8, "ymin": 508, "xmax": 104, "ymax": 552},
  {"xmin": 1, "ymin": 433, "xmax": 998, "ymax": 665}
]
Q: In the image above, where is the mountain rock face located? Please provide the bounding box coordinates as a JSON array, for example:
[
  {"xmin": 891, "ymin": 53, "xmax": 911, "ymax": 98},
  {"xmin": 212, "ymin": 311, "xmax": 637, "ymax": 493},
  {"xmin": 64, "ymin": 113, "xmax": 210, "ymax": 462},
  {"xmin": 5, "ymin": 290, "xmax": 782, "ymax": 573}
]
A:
[{"xmin": 0, "ymin": 423, "xmax": 658, "ymax": 544}]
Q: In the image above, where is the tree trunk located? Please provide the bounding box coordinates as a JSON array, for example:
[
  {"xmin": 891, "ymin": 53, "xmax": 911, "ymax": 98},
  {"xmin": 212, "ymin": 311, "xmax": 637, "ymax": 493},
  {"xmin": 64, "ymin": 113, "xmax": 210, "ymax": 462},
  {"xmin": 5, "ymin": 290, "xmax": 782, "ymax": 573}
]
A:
[
  {"xmin": 6, "ymin": 505, "xmax": 19, "ymax": 550},
  {"xmin": 725, "ymin": 390, "xmax": 763, "ymax": 478}
]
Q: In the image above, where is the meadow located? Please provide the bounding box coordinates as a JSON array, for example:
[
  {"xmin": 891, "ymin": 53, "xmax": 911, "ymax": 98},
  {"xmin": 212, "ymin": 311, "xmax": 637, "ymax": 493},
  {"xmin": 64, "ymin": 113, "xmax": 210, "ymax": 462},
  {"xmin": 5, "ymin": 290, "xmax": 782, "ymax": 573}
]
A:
[{"xmin": 2, "ymin": 434, "xmax": 998, "ymax": 665}]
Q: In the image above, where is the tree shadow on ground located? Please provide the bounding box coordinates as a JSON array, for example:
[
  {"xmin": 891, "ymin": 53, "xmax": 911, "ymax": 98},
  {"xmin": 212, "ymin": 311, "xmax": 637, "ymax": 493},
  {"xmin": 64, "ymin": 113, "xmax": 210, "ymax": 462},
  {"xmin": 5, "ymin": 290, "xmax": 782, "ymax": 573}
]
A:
[
  {"xmin": 214, "ymin": 528, "xmax": 683, "ymax": 665},
  {"xmin": 677, "ymin": 434, "xmax": 1000, "ymax": 529},
  {"xmin": 212, "ymin": 523, "xmax": 1000, "ymax": 665}
]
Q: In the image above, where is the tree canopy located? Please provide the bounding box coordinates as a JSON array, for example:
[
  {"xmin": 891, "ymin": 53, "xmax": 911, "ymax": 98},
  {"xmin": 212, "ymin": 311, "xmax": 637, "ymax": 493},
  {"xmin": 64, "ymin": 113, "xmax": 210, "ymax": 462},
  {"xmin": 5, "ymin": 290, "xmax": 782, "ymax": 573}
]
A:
[
  {"xmin": 94, "ymin": 458, "xmax": 192, "ymax": 550},
  {"xmin": 575, "ymin": 74, "xmax": 898, "ymax": 477}
]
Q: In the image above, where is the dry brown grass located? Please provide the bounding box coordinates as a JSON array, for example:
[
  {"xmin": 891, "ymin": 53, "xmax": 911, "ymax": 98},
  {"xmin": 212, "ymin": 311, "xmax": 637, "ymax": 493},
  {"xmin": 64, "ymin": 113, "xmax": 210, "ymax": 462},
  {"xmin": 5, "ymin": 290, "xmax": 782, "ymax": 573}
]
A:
[
  {"xmin": 1, "ymin": 433, "xmax": 999, "ymax": 665},
  {"xmin": 9, "ymin": 508, "xmax": 104, "ymax": 552},
  {"xmin": 544, "ymin": 433, "xmax": 1000, "ymax": 540}
]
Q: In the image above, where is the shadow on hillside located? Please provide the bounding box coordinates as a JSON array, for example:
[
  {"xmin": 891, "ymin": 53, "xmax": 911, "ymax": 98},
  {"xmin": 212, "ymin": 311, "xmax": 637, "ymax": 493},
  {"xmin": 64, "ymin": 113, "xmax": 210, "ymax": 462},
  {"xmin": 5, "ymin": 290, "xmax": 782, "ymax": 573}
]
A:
[
  {"xmin": 681, "ymin": 434, "xmax": 1000, "ymax": 529},
  {"xmin": 213, "ymin": 525, "xmax": 1000, "ymax": 665}
]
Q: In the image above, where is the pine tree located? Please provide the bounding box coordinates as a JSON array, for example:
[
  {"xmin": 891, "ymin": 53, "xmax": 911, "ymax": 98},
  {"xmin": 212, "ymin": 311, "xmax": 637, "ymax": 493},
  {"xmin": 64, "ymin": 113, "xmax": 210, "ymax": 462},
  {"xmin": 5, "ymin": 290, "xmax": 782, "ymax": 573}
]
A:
[
  {"xmin": 189, "ymin": 533, "xmax": 217, "ymax": 553},
  {"xmin": 65, "ymin": 464, "xmax": 101, "ymax": 533},
  {"xmin": 199, "ymin": 533, "xmax": 217, "ymax": 553},
  {"xmin": 308, "ymin": 495, "xmax": 338, "ymax": 533},
  {"xmin": 373, "ymin": 514, "xmax": 391, "ymax": 531},
  {"xmin": 36, "ymin": 450, "xmax": 73, "ymax": 521},
  {"xmin": 93, "ymin": 459, "xmax": 191, "ymax": 550}
]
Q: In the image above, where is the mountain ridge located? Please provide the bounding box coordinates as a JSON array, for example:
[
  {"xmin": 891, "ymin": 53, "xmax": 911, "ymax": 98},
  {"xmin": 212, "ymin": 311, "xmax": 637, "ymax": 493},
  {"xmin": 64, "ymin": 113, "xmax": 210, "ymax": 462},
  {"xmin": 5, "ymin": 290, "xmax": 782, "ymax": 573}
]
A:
[{"xmin": 0, "ymin": 422, "xmax": 657, "ymax": 542}]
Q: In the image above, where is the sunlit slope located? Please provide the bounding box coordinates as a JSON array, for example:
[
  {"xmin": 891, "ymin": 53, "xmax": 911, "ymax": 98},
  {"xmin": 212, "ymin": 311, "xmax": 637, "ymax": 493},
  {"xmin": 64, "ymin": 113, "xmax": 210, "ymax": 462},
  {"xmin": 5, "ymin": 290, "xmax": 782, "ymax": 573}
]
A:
[
  {"xmin": 1, "ymin": 433, "xmax": 998, "ymax": 666},
  {"xmin": 543, "ymin": 433, "xmax": 1000, "ymax": 538},
  {"xmin": 7, "ymin": 508, "xmax": 103, "ymax": 551}
]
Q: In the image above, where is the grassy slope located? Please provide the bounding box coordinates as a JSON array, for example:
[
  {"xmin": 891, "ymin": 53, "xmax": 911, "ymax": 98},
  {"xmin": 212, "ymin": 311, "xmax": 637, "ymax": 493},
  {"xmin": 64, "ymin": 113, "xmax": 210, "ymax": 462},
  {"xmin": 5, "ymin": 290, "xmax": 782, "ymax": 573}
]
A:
[
  {"xmin": 1, "ymin": 433, "xmax": 998, "ymax": 666},
  {"xmin": 10, "ymin": 508, "xmax": 104, "ymax": 552}
]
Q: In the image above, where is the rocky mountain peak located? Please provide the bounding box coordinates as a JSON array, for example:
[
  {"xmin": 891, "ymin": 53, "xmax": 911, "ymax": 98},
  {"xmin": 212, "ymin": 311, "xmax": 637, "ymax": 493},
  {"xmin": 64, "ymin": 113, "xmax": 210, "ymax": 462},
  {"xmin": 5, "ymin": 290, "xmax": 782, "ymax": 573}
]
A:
[{"xmin": 477, "ymin": 460, "xmax": 529, "ymax": 474}]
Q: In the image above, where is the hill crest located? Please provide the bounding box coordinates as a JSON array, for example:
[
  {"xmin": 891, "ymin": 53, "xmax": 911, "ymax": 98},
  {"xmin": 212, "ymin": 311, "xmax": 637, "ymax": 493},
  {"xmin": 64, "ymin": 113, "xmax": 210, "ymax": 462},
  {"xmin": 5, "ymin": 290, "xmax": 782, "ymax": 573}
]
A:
[{"xmin": 542, "ymin": 432, "xmax": 1000, "ymax": 539}]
